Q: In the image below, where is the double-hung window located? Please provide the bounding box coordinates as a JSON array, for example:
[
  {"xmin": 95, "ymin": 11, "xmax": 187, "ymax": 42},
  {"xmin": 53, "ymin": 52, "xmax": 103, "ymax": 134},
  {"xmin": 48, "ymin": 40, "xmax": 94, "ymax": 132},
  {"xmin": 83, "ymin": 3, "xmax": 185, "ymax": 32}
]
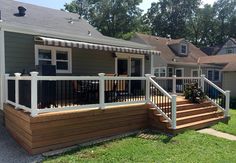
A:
[
  {"xmin": 35, "ymin": 45, "xmax": 72, "ymax": 73},
  {"xmin": 207, "ymin": 69, "xmax": 220, "ymax": 82},
  {"xmin": 180, "ymin": 44, "xmax": 187, "ymax": 55},
  {"xmin": 154, "ymin": 67, "xmax": 166, "ymax": 77}
]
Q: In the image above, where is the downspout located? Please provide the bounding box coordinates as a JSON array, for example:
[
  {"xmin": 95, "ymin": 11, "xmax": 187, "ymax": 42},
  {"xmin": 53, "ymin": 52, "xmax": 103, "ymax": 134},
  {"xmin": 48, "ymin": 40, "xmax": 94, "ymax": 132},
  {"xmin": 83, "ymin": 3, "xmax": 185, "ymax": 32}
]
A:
[{"xmin": 0, "ymin": 24, "xmax": 5, "ymax": 110}]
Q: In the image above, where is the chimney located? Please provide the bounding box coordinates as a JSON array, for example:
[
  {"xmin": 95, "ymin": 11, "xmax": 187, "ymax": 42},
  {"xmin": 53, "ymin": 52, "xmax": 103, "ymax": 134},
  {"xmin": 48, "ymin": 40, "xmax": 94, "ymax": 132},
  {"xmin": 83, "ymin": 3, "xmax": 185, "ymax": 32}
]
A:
[{"xmin": 18, "ymin": 6, "xmax": 26, "ymax": 16}]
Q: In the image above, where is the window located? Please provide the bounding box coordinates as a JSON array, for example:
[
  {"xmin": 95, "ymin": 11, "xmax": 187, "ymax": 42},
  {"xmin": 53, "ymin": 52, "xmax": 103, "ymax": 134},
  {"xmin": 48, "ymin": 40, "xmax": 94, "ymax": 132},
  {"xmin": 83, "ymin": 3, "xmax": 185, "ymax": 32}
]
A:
[
  {"xmin": 191, "ymin": 69, "xmax": 202, "ymax": 77},
  {"xmin": 180, "ymin": 44, "xmax": 187, "ymax": 55},
  {"xmin": 207, "ymin": 69, "xmax": 220, "ymax": 82},
  {"xmin": 154, "ymin": 67, "xmax": 166, "ymax": 77},
  {"xmin": 35, "ymin": 45, "xmax": 72, "ymax": 73},
  {"xmin": 167, "ymin": 67, "xmax": 174, "ymax": 77},
  {"xmin": 226, "ymin": 49, "xmax": 234, "ymax": 54}
]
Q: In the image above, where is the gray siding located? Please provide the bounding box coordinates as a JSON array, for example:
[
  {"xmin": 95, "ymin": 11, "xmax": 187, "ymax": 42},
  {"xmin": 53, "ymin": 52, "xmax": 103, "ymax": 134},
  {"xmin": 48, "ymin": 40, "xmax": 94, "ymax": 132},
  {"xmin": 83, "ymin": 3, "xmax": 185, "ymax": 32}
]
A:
[
  {"xmin": 223, "ymin": 72, "xmax": 236, "ymax": 98},
  {"xmin": 5, "ymin": 31, "xmax": 35, "ymax": 74},
  {"xmin": 145, "ymin": 55, "xmax": 151, "ymax": 74},
  {"xmin": 72, "ymin": 48, "xmax": 115, "ymax": 76},
  {"xmin": 218, "ymin": 40, "xmax": 236, "ymax": 55}
]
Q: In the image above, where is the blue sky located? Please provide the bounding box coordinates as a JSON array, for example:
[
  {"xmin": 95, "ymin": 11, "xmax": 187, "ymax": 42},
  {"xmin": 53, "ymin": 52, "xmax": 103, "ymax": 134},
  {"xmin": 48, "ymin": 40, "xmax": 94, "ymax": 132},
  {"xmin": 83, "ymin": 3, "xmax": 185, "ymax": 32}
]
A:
[{"xmin": 17, "ymin": 0, "xmax": 216, "ymax": 12}]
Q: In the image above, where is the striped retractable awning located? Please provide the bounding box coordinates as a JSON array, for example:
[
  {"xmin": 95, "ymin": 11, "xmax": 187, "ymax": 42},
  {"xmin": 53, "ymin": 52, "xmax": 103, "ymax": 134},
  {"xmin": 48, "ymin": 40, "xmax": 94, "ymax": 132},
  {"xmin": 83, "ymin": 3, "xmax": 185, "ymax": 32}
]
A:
[{"xmin": 36, "ymin": 36, "xmax": 159, "ymax": 55}]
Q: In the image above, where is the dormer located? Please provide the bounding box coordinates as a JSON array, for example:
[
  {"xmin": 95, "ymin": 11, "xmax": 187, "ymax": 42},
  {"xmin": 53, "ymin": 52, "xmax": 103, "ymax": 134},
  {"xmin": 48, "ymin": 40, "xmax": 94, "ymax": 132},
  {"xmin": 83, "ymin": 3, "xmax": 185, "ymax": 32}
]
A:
[{"xmin": 168, "ymin": 39, "xmax": 189, "ymax": 56}]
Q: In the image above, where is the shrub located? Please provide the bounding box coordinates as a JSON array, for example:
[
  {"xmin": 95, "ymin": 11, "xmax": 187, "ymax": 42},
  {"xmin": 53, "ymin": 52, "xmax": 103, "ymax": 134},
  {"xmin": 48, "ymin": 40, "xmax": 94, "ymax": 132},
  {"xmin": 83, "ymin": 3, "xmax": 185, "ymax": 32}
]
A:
[{"xmin": 184, "ymin": 82, "xmax": 205, "ymax": 103}]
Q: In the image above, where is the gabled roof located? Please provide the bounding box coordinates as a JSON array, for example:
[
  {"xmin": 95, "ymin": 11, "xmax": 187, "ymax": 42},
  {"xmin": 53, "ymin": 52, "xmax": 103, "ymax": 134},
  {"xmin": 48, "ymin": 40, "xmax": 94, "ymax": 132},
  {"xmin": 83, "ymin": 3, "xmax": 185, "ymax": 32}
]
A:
[
  {"xmin": 0, "ymin": 0, "xmax": 155, "ymax": 51},
  {"xmin": 198, "ymin": 54, "xmax": 236, "ymax": 72},
  {"xmin": 132, "ymin": 33, "xmax": 208, "ymax": 65}
]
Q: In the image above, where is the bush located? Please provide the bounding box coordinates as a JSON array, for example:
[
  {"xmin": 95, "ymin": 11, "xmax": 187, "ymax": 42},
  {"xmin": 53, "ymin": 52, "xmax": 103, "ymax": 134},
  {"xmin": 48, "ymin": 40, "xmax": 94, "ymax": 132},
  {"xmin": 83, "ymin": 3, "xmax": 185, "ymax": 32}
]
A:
[{"xmin": 184, "ymin": 83, "xmax": 205, "ymax": 103}]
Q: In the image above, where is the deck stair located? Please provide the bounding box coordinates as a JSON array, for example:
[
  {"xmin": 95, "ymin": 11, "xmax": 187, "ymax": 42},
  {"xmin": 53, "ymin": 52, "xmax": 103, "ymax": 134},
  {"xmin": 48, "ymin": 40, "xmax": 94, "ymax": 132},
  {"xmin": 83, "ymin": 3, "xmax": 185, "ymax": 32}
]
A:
[{"xmin": 149, "ymin": 98, "xmax": 226, "ymax": 134}]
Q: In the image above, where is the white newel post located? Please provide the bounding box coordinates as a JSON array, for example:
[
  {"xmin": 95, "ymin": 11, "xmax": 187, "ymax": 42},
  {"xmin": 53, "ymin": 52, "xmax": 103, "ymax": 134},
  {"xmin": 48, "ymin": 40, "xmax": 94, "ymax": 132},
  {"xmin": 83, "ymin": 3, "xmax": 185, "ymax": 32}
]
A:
[
  {"xmin": 99, "ymin": 73, "xmax": 105, "ymax": 109},
  {"xmin": 4, "ymin": 74, "xmax": 9, "ymax": 103},
  {"xmin": 225, "ymin": 90, "xmax": 230, "ymax": 117},
  {"xmin": 14, "ymin": 73, "xmax": 21, "ymax": 109},
  {"xmin": 30, "ymin": 72, "xmax": 39, "ymax": 117},
  {"xmin": 145, "ymin": 74, "xmax": 151, "ymax": 102},
  {"xmin": 171, "ymin": 94, "xmax": 177, "ymax": 129},
  {"xmin": 172, "ymin": 75, "xmax": 176, "ymax": 94},
  {"xmin": 201, "ymin": 74, "xmax": 205, "ymax": 92}
]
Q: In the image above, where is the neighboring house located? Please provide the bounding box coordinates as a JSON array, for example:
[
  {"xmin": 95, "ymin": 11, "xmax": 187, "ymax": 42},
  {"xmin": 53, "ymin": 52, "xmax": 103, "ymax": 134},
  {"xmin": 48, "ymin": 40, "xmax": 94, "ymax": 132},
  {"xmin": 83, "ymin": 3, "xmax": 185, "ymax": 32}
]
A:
[
  {"xmin": 131, "ymin": 33, "xmax": 220, "ymax": 82},
  {"xmin": 198, "ymin": 54, "xmax": 236, "ymax": 98},
  {"xmin": 201, "ymin": 38, "xmax": 236, "ymax": 55},
  {"xmin": 0, "ymin": 0, "xmax": 158, "ymax": 111}
]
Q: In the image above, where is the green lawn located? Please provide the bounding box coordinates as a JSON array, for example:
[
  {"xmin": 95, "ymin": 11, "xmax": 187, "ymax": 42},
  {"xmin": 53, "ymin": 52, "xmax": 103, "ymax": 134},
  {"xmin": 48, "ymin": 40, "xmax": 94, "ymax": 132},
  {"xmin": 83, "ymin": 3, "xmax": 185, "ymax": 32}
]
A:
[
  {"xmin": 212, "ymin": 109, "xmax": 236, "ymax": 135},
  {"xmin": 44, "ymin": 131, "xmax": 236, "ymax": 163}
]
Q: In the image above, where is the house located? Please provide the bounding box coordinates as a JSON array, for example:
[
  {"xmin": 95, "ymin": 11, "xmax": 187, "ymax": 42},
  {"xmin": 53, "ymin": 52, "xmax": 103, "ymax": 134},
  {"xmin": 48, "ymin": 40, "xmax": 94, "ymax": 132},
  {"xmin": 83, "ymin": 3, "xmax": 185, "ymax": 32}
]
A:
[
  {"xmin": 0, "ymin": 0, "xmax": 230, "ymax": 155},
  {"xmin": 130, "ymin": 33, "xmax": 221, "ymax": 84},
  {"xmin": 198, "ymin": 54, "xmax": 236, "ymax": 98},
  {"xmin": 201, "ymin": 38, "xmax": 236, "ymax": 55}
]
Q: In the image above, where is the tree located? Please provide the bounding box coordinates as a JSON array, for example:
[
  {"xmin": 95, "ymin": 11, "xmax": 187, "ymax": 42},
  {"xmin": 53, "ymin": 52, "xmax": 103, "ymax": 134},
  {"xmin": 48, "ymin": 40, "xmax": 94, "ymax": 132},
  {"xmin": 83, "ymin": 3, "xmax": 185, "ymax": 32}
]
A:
[
  {"xmin": 64, "ymin": 0, "xmax": 144, "ymax": 39},
  {"xmin": 145, "ymin": 0, "xmax": 201, "ymax": 39}
]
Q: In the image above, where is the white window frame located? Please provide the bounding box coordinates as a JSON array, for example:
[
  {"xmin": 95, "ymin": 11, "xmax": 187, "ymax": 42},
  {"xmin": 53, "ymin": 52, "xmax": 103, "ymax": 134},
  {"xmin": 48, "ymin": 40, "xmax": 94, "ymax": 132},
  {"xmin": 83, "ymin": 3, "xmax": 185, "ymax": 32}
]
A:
[
  {"xmin": 35, "ymin": 45, "xmax": 72, "ymax": 74},
  {"xmin": 180, "ymin": 44, "xmax": 187, "ymax": 55},
  {"xmin": 207, "ymin": 69, "xmax": 221, "ymax": 82},
  {"xmin": 154, "ymin": 67, "xmax": 167, "ymax": 77},
  {"xmin": 191, "ymin": 69, "xmax": 202, "ymax": 77}
]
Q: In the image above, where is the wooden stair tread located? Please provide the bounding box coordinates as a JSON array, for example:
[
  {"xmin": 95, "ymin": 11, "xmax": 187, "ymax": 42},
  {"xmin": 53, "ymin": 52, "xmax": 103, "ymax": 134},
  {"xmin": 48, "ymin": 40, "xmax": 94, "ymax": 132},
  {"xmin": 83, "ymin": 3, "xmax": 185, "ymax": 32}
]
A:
[
  {"xmin": 153, "ymin": 106, "xmax": 217, "ymax": 117},
  {"xmin": 176, "ymin": 111, "xmax": 222, "ymax": 121},
  {"xmin": 173, "ymin": 116, "xmax": 224, "ymax": 130},
  {"xmin": 177, "ymin": 101, "xmax": 212, "ymax": 108}
]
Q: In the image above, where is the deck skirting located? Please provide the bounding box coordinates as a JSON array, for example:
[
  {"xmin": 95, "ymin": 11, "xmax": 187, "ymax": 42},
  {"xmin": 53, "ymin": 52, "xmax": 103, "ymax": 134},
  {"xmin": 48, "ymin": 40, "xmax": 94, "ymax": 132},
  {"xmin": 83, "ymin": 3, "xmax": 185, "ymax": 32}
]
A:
[{"xmin": 4, "ymin": 104, "xmax": 149, "ymax": 154}]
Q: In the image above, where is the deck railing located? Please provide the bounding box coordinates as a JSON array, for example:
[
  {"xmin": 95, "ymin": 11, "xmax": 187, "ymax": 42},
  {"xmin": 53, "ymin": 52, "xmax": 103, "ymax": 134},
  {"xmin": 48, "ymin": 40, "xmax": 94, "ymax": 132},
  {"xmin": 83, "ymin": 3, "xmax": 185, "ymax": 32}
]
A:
[
  {"xmin": 4, "ymin": 72, "xmax": 230, "ymax": 129},
  {"xmin": 5, "ymin": 72, "xmax": 146, "ymax": 117}
]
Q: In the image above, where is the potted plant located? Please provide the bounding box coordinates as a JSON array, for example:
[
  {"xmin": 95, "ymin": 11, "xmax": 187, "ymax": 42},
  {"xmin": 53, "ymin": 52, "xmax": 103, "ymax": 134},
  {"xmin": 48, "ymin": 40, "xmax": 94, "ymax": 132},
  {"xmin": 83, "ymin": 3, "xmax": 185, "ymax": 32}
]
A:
[{"xmin": 184, "ymin": 82, "xmax": 206, "ymax": 103}]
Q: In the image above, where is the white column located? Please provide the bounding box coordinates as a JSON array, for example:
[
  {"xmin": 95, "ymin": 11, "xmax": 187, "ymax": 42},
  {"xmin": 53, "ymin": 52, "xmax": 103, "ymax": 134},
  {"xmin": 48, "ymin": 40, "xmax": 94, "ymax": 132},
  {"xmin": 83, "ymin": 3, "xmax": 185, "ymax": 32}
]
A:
[
  {"xmin": 172, "ymin": 75, "xmax": 176, "ymax": 94},
  {"xmin": 30, "ymin": 72, "xmax": 39, "ymax": 117},
  {"xmin": 171, "ymin": 94, "xmax": 177, "ymax": 129},
  {"xmin": 98, "ymin": 73, "xmax": 105, "ymax": 109},
  {"xmin": 201, "ymin": 74, "xmax": 205, "ymax": 92},
  {"xmin": 151, "ymin": 54, "xmax": 154, "ymax": 75},
  {"xmin": 225, "ymin": 90, "xmax": 230, "ymax": 117},
  {"xmin": 4, "ymin": 74, "xmax": 9, "ymax": 103},
  {"xmin": 145, "ymin": 74, "xmax": 151, "ymax": 102},
  {"xmin": 14, "ymin": 73, "xmax": 21, "ymax": 109},
  {"xmin": 0, "ymin": 28, "xmax": 5, "ymax": 110}
]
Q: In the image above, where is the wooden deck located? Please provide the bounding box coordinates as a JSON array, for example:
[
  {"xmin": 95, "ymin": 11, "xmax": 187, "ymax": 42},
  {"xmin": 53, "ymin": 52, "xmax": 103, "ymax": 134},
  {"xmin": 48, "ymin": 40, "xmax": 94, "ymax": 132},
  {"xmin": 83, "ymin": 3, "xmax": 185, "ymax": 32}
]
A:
[{"xmin": 4, "ymin": 103, "xmax": 149, "ymax": 154}]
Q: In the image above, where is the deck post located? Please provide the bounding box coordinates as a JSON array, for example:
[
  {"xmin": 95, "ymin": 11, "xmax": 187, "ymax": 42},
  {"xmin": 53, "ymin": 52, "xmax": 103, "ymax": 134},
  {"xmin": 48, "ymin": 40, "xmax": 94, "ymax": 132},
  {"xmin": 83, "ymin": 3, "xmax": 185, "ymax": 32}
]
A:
[
  {"xmin": 145, "ymin": 74, "xmax": 151, "ymax": 103},
  {"xmin": 225, "ymin": 90, "xmax": 230, "ymax": 117},
  {"xmin": 172, "ymin": 75, "xmax": 176, "ymax": 94},
  {"xmin": 98, "ymin": 73, "xmax": 105, "ymax": 109},
  {"xmin": 4, "ymin": 74, "xmax": 9, "ymax": 103},
  {"xmin": 30, "ymin": 72, "xmax": 39, "ymax": 117},
  {"xmin": 171, "ymin": 94, "xmax": 177, "ymax": 129},
  {"xmin": 201, "ymin": 74, "xmax": 205, "ymax": 92},
  {"xmin": 14, "ymin": 73, "xmax": 21, "ymax": 109}
]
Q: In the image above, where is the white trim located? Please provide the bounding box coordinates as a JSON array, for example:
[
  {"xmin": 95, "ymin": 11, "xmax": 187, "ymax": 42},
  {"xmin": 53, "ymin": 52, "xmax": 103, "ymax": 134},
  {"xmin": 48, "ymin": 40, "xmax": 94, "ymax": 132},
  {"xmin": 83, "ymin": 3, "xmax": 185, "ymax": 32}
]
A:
[
  {"xmin": 151, "ymin": 54, "xmax": 154, "ymax": 75},
  {"xmin": 115, "ymin": 53, "xmax": 145, "ymax": 77},
  {"xmin": 35, "ymin": 45, "xmax": 72, "ymax": 74},
  {"xmin": 0, "ymin": 28, "xmax": 5, "ymax": 110},
  {"xmin": 207, "ymin": 69, "xmax": 221, "ymax": 82}
]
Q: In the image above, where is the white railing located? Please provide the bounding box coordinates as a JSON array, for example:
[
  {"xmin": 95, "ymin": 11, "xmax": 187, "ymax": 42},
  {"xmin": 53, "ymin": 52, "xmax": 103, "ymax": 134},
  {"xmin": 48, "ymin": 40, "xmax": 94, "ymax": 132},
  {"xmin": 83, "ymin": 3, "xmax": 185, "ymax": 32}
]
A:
[
  {"xmin": 146, "ymin": 75, "xmax": 177, "ymax": 129},
  {"xmin": 202, "ymin": 75, "xmax": 230, "ymax": 117},
  {"xmin": 5, "ymin": 72, "xmax": 147, "ymax": 117}
]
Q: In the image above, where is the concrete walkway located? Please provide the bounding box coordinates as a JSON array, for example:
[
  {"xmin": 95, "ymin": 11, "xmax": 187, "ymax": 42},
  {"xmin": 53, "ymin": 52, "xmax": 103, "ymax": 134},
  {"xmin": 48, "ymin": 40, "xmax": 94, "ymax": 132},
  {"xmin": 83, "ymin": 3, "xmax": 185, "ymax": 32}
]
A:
[
  {"xmin": 198, "ymin": 128, "xmax": 236, "ymax": 141},
  {"xmin": 0, "ymin": 124, "xmax": 43, "ymax": 163}
]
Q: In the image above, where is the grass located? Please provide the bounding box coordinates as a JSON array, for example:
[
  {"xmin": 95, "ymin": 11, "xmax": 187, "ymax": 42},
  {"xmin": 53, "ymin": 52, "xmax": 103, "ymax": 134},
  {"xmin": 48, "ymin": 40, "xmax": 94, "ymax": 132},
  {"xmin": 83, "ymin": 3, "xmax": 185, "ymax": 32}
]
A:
[
  {"xmin": 44, "ymin": 131, "xmax": 236, "ymax": 163},
  {"xmin": 212, "ymin": 109, "xmax": 236, "ymax": 136}
]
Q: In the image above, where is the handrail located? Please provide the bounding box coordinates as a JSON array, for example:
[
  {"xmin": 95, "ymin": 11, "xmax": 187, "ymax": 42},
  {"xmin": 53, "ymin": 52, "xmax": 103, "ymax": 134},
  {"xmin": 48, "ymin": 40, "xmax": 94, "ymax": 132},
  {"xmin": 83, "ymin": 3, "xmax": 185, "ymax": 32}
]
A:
[
  {"xmin": 149, "ymin": 77, "xmax": 172, "ymax": 99},
  {"xmin": 204, "ymin": 77, "xmax": 226, "ymax": 95}
]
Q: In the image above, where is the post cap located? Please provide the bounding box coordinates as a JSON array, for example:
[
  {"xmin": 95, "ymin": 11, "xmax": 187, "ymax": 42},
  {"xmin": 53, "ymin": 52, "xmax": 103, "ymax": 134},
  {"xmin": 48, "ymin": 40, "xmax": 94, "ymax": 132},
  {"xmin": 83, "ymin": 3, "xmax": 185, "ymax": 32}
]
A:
[
  {"xmin": 201, "ymin": 74, "xmax": 206, "ymax": 77},
  {"xmin": 172, "ymin": 75, "xmax": 177, "ymax": 77},
  {"xmin": 98, "ymin": 73, "xmax": 105, "ymax": 76},
  {"xmin": 14, "ymin": 73, "xmax": 21, "ymax": 77},
  {"xmin": 145, "ymin": 74, "xmax": 152, "ymax": 77},
  {"xmin": 30, "ymin": 71, "xmax": 39, "ymax": 76}
]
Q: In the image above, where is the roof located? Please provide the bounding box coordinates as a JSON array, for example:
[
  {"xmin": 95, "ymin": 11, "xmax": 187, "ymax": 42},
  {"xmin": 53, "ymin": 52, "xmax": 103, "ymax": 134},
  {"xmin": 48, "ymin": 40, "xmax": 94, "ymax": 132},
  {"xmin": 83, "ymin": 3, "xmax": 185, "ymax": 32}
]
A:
[
  {"xmin": 198, "ymin": 54, "xmax": 236, "ymax": 72},
  {"xmin": 132, "ymin": 33, "xmax": 208, "ymax": 65},
  {"xmin": 198, "ymin": 54, "xmax": 236, "ymax": 64},
  {"xmin": 0, "ymin": 0, "xmax": 155, "ymax": 51}
]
